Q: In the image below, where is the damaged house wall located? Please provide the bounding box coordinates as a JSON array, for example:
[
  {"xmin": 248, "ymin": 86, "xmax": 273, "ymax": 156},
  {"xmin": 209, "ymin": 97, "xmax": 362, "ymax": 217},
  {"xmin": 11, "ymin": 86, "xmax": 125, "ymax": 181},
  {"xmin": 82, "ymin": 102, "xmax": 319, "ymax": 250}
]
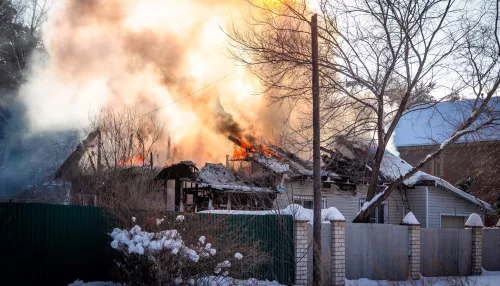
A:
[{"xmin": 232, "ymin": 138, "xmax": 491, "ymax": 227}]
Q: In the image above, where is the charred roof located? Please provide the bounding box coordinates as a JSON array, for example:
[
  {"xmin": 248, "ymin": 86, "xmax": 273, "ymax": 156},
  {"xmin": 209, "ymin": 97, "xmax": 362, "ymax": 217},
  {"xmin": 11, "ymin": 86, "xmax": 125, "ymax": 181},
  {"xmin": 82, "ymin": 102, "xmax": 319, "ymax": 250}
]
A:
[{"xmin": 156, "ymin": 161, "xmax": 199, "ymax": 181}]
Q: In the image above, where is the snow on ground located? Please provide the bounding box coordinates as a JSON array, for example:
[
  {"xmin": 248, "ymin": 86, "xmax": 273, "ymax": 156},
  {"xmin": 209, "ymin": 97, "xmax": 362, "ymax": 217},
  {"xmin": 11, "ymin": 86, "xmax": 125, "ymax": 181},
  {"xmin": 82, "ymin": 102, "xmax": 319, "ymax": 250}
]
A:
[
  {"xmin": 347, "ymin": 270, "xmax": 500, "ymax": 286},
  {"xmin": 199, "ymin": 204, "xmax": 345, "ymax": 224},
  {"xmin": 68, "ymin": 277, "xmax": 284, "ymax": 286},
  {"xmin": 68, "ymin": 281, "xmax": 119, "ymax": 286},
  {"xmin": 198, "ymin": 276, "xmax": 285, "ymax": 286}
]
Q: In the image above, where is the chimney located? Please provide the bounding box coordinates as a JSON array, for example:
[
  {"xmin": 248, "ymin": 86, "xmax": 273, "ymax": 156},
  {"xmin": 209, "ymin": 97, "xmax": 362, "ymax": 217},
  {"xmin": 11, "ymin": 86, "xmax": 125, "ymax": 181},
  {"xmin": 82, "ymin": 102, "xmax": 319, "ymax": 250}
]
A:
[
  {"xmin": 167, "ymin": 131, "xmax": 171, "ymax": 161},
  {"xmin": 226, "ymin": 154, "xmax": 229, "ymax": 169}
]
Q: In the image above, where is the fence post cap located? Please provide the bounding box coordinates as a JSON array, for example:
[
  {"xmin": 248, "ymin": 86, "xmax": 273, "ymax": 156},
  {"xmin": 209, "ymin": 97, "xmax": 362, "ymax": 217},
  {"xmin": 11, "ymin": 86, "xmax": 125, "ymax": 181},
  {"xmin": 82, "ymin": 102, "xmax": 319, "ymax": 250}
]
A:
[
  {"xmin": 465, "ymin": 213, "xmax": 484, "ymax": 228},
  {"xmin": 402, "ymin": 212, "xmax": 420, "ymax": 226},
  {"xmin": 324, "ymin": 207, "xmax": 345, "ymax": 222}
]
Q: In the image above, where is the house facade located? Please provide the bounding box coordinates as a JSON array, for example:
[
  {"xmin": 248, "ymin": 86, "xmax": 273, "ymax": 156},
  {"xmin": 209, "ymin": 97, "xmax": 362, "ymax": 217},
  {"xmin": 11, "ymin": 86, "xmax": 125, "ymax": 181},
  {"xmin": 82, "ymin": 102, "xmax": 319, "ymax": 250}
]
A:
[
  {"xmin": 394, "ymin": 98, "xmax": 500, "ymax": 205},
  {"xmin": 245, "ymin": 140, "xmax": 492, "ymax": 228},
  {"xmin": 275, "ymin": 181, "xmax": 487, "ymax": 228},
  {"xmin": 399, "ymin": 142, "xmax": 500, "ymax": 203}
]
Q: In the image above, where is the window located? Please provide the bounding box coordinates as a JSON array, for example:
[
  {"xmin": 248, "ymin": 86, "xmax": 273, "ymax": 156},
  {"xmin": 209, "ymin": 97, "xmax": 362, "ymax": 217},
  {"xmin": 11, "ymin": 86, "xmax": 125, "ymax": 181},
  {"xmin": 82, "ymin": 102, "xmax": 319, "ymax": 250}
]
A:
[
  {"xmin": 293, "ymin": 195, "xmax": 327, "ymax": 209},
  {"xmin": 359, "ymin": 198, "xmax": 388, "ymax": 224},
  {"xmin": 441, "ymin": 215, "xmax": 467, "ymax": 228}
]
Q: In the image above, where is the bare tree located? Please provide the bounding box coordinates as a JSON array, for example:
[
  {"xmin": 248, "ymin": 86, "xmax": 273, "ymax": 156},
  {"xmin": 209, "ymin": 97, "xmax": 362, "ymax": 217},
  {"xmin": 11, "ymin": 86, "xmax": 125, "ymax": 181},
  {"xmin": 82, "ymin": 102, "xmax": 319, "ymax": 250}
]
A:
[
  {"xmin": 68, "ymin": 107, "xmax": 165, "ymax": 211},
  {"xmin": 0, "ymin": 0, "xmax": 52, "ymax": 88},
  {"xmin": 228, "ymin": 0, "xmax": 500, "ymax": 222}
]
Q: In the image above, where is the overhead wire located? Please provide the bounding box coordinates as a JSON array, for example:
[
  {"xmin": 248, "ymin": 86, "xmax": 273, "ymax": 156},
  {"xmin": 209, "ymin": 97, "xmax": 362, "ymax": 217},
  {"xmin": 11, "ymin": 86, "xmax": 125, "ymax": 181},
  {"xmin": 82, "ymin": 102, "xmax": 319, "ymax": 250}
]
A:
[{"xmin": 6, "ymin": 70, "xmax": 237, "ymax": 155}]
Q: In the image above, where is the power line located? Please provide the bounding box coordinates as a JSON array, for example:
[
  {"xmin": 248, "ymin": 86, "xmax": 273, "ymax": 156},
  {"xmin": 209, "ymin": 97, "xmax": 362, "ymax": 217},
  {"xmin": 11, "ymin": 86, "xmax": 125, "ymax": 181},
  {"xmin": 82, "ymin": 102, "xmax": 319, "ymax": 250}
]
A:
[{"xmin": 6, "ymin": 71, "xmax": 236, "ymax": 155}]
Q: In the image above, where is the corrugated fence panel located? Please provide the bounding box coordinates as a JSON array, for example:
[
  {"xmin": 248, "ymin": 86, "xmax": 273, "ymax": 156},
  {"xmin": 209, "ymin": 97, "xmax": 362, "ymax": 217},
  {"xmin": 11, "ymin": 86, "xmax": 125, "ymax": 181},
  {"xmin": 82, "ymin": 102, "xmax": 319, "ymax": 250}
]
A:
[
  {"xmin": 483, "ymin": 228, "xmax": 500, "ymax": 271},
  {"xmin": 0, "ymin": 203, "xmax": 294, "ymax": 285},
  {"xmin": 198, "ymin": 213, "xmax": 294, "ymax": 285},
  {"xmin": 0, "ymin": 203, "xmax": 114, "ymax": 285}
]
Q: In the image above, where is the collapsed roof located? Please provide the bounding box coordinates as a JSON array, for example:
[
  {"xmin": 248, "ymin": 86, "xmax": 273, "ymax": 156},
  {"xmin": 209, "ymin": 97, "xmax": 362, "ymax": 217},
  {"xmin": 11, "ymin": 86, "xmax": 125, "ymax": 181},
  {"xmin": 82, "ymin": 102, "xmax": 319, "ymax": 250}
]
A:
[
  {"xmin": 229, "ymin": 137, "xmax": 340, "ymax": 179},
  {"xmin": 155, "ymin": 161, "xmax": 275, "ymax": 193},
  {"xmin": 199, "ymin": 163, "xmax": 274, "ymax": 193}
]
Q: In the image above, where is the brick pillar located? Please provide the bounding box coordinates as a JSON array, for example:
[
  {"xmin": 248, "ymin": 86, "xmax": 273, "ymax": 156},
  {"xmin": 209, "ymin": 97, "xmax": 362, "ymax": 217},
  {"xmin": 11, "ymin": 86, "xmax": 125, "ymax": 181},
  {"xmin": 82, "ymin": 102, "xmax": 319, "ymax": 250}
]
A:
[
  {"xmin": 402, "ymin": 212, "xmax": 420, "ymax": 280},
  {"xmin": 294, "ymin": 220, "xmax": 308, "ymax": 286},
  {"xmin": 330, "ymin": 220, "xmax": 346, "ymax": 286},
  {"xmin": 465, "ymin": 213, "xmax": 484, "ymax": 275},
  {"xmin": 470, "ymin": 227, "xmax": 483, "ymax": 275},
  {"xmin": 408, "ymin": 225, "xmax": 421, "ymax": 280}
]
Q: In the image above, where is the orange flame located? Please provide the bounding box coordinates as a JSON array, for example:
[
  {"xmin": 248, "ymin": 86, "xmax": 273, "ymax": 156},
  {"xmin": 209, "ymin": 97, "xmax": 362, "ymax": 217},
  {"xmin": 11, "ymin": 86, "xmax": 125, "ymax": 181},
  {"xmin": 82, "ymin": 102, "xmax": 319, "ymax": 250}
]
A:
[
  {"xmin": 231, "ymin": 134, "xmax": 281, "ymax": 160},
  {"xmin": 117, "ymin": 154, "xmax": 145, "ymax": 167}
]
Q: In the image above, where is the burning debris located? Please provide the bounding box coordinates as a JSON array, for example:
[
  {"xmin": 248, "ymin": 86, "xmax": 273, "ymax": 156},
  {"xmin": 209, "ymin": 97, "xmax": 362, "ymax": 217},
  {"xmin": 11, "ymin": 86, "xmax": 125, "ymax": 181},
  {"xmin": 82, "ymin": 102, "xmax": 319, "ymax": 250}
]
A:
[
  {"xmin": 198, "ymin": 163, "xmax": 273, "ymax": 193},
  {"xmin": 155, "ymin": 161, "xmax": 276, "ymax": 212},
  {"xmin": 228, "ymin": 134, "xmax": 339, "ymax": 179}
]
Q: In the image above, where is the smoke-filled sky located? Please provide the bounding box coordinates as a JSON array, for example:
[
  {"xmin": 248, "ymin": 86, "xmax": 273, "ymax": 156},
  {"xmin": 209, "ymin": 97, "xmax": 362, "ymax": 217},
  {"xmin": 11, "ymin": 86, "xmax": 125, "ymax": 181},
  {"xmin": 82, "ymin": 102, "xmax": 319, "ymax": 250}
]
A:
[{"xmin": 18, "ymin": 0, "xmax": 288, "ymax": 166}]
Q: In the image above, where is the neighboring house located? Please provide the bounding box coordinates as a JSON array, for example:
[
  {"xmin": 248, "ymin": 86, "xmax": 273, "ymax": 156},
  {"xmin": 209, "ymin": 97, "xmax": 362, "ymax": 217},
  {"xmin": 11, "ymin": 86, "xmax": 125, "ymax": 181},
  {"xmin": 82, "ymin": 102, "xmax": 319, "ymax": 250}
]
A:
[
  {"xmin": 394, "ymin": 98, "xmax": 500, "ymax": 204},
  {"xmin": 240, "ymin": 140, "xmax": 492, "ymax": 228}
]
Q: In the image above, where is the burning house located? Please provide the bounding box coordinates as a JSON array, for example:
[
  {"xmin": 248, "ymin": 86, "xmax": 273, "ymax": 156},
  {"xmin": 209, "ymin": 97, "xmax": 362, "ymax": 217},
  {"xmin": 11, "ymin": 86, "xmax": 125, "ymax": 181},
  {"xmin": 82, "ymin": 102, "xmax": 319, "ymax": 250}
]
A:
[
  {"xmin": 155, "ymin": 161, "xmax": 276, "ymax": 212},
  {"xmin": 52, "ymin": 130, "xmax": 278, "ymax": 212},
  {"xmin": 227, "ymin": 136, "xmax": 492, "ymax": 227}
]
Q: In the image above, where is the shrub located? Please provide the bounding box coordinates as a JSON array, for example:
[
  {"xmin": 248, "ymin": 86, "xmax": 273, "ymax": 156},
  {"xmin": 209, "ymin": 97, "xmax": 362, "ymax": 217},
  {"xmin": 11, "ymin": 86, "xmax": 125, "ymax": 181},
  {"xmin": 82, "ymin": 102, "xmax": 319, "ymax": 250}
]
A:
[{"xmin": 110, "ymin": 215, "xmax": 266, "ymax": 285}]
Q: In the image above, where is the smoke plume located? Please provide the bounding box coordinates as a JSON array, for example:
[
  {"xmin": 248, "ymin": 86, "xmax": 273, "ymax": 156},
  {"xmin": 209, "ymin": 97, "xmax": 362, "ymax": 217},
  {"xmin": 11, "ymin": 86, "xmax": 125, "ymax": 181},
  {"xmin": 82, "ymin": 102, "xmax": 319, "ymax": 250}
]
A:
[{"xmin": 18, "ymin": 0, "xmax": 284, "ymax": 167}]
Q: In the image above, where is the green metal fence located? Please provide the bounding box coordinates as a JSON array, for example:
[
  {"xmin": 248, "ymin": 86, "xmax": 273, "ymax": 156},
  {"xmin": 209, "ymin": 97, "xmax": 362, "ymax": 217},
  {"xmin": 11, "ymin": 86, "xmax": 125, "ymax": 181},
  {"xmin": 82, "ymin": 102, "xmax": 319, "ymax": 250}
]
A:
[{"xmin": 0, "ymin": 203, "xmax": 294, "ymax": 285}]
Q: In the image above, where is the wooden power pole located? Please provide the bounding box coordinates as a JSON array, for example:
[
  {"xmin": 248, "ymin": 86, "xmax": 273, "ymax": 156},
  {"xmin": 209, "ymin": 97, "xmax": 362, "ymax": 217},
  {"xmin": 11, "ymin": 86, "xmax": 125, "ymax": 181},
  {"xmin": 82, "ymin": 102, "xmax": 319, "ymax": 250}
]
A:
[{"xmin": 311, "ymin": 13, "xmax": 322, "ymax": 285}]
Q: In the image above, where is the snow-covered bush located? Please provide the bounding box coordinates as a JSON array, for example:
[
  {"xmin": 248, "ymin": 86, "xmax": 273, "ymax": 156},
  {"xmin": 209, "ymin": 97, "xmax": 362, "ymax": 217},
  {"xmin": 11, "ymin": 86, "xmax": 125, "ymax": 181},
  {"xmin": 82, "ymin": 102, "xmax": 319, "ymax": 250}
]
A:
[{"xmin": 109, "ymin": 215, "xmax": 267, "ymax": 285}]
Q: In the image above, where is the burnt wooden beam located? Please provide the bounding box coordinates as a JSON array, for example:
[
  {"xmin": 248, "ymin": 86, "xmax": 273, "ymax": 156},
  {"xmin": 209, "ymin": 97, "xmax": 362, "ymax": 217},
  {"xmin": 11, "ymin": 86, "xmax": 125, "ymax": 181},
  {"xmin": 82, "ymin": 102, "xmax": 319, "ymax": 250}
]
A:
[{"xmin": 228, "ymin": 135, "xmax": 241, "ymax": 146}]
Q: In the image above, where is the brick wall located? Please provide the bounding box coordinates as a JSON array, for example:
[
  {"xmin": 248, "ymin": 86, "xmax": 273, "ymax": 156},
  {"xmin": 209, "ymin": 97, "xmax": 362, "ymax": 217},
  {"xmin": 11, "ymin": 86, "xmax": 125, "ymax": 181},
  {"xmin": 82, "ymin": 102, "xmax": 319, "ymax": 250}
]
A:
[{"xmin": 399, "ymin": 142, "xmax": 500, "ymax": 203}]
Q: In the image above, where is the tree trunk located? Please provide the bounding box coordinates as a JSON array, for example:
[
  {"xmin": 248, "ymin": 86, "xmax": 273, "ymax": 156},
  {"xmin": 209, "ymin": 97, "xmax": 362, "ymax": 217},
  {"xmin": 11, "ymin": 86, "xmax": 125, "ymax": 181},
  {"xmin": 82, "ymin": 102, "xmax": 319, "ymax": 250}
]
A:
[{"xmin": 361, "ymin": 146, "xmax": 384, "ymax": 223}]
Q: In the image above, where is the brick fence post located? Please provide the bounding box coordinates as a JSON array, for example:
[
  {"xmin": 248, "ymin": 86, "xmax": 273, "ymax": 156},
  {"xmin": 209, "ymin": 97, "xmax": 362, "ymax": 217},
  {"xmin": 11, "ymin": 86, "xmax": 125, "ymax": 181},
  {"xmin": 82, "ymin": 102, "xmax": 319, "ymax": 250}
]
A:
[
  {"xmin": 402, "ymin": 212, "xmax": 420, "ymax": 280},
  {"xmin": 330, "ymin": 218, "xmax": 346, "ymax": 285},
  {"xmin": 294, "ymin": 220, "xmax": 309, "ymax": 286},
  {"xmin": 465, "ymin": 213, "xmax": 484, "ymax": 275}
]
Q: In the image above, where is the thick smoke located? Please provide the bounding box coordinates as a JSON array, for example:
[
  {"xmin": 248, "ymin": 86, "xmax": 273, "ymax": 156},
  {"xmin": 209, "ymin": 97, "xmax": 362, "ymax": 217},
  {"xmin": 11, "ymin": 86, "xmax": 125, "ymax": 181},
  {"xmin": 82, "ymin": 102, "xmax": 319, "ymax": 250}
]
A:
[{"xmin": 18, "ymin": 0, "xmax": 284, "ymax": 169}]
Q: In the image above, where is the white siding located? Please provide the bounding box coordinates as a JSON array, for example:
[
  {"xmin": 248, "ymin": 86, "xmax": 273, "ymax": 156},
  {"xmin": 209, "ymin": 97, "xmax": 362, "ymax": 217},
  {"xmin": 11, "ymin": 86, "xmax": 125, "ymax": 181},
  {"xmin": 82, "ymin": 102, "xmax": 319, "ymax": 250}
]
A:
[
  {"xmin": 427, "ymin": 186, "xmax": 483, "ymax": 228},
  {"xmin": 406, "ymin": 186, "xmax": 428, "ymax": 227},
  {"xmin": 387, "ymin": 190, "xmax": 405, "ymax": 225},
  {"xmin": 276, "ymin": 182, "xmax": 404, "ymax": 223},
  {"xmin": 276, "ymin": 182, "xmax": 362, "ymax": 221}
]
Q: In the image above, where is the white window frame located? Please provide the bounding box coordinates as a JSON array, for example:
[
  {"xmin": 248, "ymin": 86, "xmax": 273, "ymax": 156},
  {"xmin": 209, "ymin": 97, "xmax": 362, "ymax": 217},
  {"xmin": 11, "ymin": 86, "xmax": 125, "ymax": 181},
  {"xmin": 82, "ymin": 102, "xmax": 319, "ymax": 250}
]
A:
[
  {"xmin": 359, "ymin": 198, "xmax": 389, "ymax": 224},
  {"xmin": 293, "ymin": 195, "xmax": 327, "ymax": 209}
]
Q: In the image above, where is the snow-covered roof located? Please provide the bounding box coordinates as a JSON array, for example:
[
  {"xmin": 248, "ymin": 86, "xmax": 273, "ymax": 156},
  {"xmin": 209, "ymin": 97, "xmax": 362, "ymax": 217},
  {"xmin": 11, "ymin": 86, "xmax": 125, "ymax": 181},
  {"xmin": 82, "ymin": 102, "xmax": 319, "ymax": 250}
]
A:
[
  {"xmin": 250, "ymin": 146, "xmax": 340, "ymax": 179},
  {"xmin": 380, "ymin": 151, "xmax": 492, "ymax": 211},
  {"xmin": 394, "ymin": 98, "xmax": 500, "ymax": 147},
  {"xmin": 198, "ymin": 163, "xmax": 274, "ymax": 193}
]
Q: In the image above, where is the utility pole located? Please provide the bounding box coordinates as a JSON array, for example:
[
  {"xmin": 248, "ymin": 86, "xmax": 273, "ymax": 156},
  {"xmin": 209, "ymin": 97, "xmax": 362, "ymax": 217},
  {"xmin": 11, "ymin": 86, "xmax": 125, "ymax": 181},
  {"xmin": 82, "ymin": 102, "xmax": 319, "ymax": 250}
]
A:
[{"xmin": 311, "ymin": 13, "xmax": 322, "ymax": 285}]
